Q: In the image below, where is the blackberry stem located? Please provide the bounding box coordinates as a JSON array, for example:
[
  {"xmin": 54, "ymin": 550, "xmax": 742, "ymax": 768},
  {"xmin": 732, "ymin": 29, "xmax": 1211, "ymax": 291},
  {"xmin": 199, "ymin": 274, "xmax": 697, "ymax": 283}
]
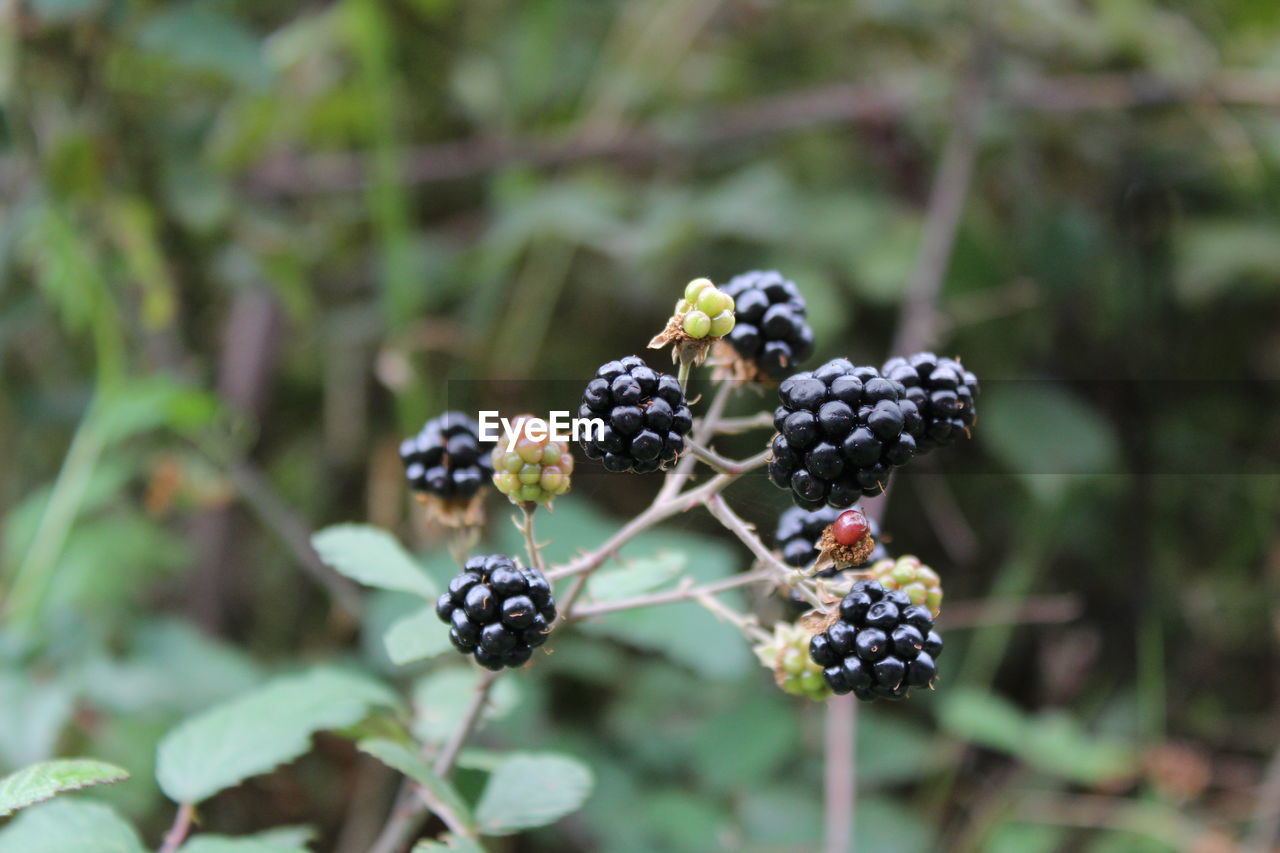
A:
[
  {"xmin": 695, "ymin": 591, "xmax": 772, "ymax": 644},
  {"xmin": 685, "ymin": 438, "xmax": 752, "ymax": 475},
  {"xmin": 702, "ymin": 493, "xmax": 824, "ymax": 608},
  {"xmin": 517, "ymin": 502, "xmax": 545, "ymax": 572},
  {"xmin": 676, "ymin": 358, "xmax": 691, "ymax": 394},
  {"xmin": 568, "ymin": 568, "xmax": 773, "ymax": 618},
  {"xmin": 711, "ymin": 411, "xmax": 775, "ymax": 434}
]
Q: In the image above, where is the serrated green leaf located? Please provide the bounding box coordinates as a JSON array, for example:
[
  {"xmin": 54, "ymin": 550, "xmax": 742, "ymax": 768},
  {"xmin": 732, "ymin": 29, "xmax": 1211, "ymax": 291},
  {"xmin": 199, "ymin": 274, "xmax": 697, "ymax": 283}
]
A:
[
  {"xmin": 412, "ymin": 669, "xmax": 520, "ymax": 744},
  {"xmin": 357, "ymin": 739, "xmax": 472, "ymax": 830},
  {"xmin": 312, "ymin": 525, "xmax": 438, "ymax": 599},
  {"xmin": 180, "ymin": 837, "xmax": 307, "ymax": 853},
  {"xmin": 0, "ymin": 760, "xmax": 130, "ymax": 817},
  {"xmin": 384, "ymin": 607, "xmax": 452, "ymax": 665},
  {"xmin": 156, "ymin": 667, "xmax": 399, "ymax": 804},
  {"xmin": 0, "ymin": 799, "xmax": 145, "ymax": 853},
  {"xmin": 474, "ymin": 753, "xmax": 593, "ymax": 835}
]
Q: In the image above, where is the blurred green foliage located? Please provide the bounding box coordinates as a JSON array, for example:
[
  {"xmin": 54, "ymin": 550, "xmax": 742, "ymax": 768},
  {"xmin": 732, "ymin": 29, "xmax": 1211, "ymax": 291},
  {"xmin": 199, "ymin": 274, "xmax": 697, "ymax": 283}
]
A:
[{"xmin": 2, "ymin": 0, "xmax": 1280, "ymax": 850}]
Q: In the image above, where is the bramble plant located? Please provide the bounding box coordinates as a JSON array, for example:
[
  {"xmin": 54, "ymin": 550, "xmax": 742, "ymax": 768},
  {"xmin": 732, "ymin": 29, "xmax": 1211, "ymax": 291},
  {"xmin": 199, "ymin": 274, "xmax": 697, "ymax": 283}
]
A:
[{"xmin": 0, "ymin": 272, "xmax": 978, "ymax": 853}]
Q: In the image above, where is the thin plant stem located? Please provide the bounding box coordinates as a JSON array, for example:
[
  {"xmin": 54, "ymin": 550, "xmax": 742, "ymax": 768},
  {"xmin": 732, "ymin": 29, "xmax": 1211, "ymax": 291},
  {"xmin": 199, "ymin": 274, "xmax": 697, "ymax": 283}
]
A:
[
  {"xmin": 159, "ymin": 803, "xmax": 196, "ymax": 853},
  {"xmin": 657, "ymin": 380, "xmax": 736, "ymax": 502},
  {"xmin": 702, "ymin": 493, "xmax": 824, "ymax": 608},
  {"xmin": 824, "ymin": 695, "xmax": 857, "ymax": 853},
  {"xmin": 695, "ymin": 591, "xmax": 772, "ymax": 645},
  {"xmin": 518, "ymin": 503, "xmax": 545, "ymax": 571},
  {"xmin": 676, "ymin": 358, "xmax": 691, "ymax": 395},
  {"xmin": 569, "ymin": 568, "xmax": 774, "ymax": 618},
  {"xmin": 545, "ymin": 450, "xmax": 769, "ymax": 582}
]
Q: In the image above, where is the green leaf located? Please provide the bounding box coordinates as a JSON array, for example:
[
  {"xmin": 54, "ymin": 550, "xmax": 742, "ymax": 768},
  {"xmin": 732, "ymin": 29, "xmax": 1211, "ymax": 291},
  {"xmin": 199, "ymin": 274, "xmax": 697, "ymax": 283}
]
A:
[
  {"xmin": 156, "ymin": 667, "xmax": 399, "ymax": 804},
  {"xmin": 474, "ymin": 752, "xmax": 593, "ymax": 835},
  {"xmin": 0, "ymin": 799, "xmax": 145, "ymax": 853},
  {"xmin": 939, "ymin": 688, "xmax": 1135, "ymax": 784},
  {"xmin": 180, "ymin": 837, "xmax": 307, "ymax": 853},
  {"xmin": 0, "ymin": 672, "xmax": 75, "ymax": 769},
  {"xmin": 412, "ymin": 669, "xmax": 520, "ymax": 744},
  {"xmin": 357, "ymin": 739, "xmax": 472, "ymax": 830},
  {"xmin": 312, "ymin": 525, "xmax": 438, "ymax": 599},
  {"xmin": 136, "ymin": 7, "xmax": 271, "ymax": 89},
  {"xmin": 384, "ymin": 607, "xmax": 452, "ymax": 665},
  {"xmin": 980, "ymin": 384, "xmax": 1120, "ymax": 503},
  {"xmin": 0, "ymin": 760, "xmax": 130, "ymax": 816}
]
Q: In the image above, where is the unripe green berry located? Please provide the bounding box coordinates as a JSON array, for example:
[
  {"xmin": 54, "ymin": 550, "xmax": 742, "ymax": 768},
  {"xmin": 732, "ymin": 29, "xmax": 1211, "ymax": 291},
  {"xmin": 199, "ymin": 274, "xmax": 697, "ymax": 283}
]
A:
[
  {"xmin": 870, "ymin": 555, "xmax": 944, "ymax": 617},
  {"xmin": 516, "ymin": 438, "xmax": 543, "ymax": 465},
  {"xmin": 539, "ymin": 466, "xmax": 564, "ymax": 492},
  {"xmin": 696, "ymin": 288, "xmax": 731, "ymax": 317},
  {"xmin": 709, "ymin": 310, "xmax": 735, "ymax": 337},
  {"xmin": 489, "ymin": 413, "xmax": 574, "ymax": 507},
  {"xmin": 683, "ymin": 310, "xmax": 712, "ymax": 338},
  {"xmin": 684, "ymin": 277, "xmax": 714, "ymax": 301}
]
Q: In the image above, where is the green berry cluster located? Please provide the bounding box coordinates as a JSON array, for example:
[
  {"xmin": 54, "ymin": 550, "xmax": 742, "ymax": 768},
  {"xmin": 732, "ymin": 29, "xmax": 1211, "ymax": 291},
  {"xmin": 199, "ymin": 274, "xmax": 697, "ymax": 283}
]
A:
[
  {"xmin": 675, "ymin": 278, "xmax": 736, "ymax": 339},
  {"xmin": 755, "ymin": 621, "xmax": 831, "ymax": 702},
  {"xmin": 490, "ymin": 415, "xmax": 574, "ymax": 506},
  {"xmin": 869, "ymin": 555, "xmax": 943, "ymax": 617}
]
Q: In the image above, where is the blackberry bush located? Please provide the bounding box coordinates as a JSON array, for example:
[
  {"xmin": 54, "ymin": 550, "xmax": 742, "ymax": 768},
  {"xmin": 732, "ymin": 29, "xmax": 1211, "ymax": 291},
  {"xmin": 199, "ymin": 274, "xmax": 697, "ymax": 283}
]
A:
[
  {"xmin": 579, "ymin": 355, "xmax": 693, "ymax": 473},
  {"xmin": 881, "ymin": 351, "xmax": 980, "ymax": 451},
  {"xmin": 767, "ymin": 358, "xmax": 922, "ymax": 508},
  {"xmin": 808, "ymin": 580, "xmax": 942, "ymax": 701},
  {"xmin": 717, "ymin": 270, "xmax": 815, "ymax": 381},
  {"xmin": 399, "ymin": 411, "xmax": 495, "ymax": 524},
  {"xmin": 435, "ymin": 554, "xmax": 556, "ymax": 670}
]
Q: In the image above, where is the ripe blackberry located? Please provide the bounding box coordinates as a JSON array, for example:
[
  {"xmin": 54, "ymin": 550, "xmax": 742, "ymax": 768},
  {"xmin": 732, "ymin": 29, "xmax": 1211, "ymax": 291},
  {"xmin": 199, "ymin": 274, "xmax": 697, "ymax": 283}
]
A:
[
  {"xmin": 400, "ymin": 412, "xmax": 494, "ymax": 524},
  {"xmin": 881, "ymin": 352, "xmax": 979, "ymax": 452},
  {"xmin": 435, "ymin": 554, "xmax": 556, "ymax": 670},
  {"xmin": 578, "ymin": 355, "xmax": 692, "ymax": 474},
  {"xmin": 775, "ymin": 506, "xmax": 887, "ymax": 573},
  {"xmin": 491, "ymin": 414, "xmax": 574, "ymax": 507},
  {"xmin": 767, "ymin": 359, "xmax": 923, "ymax": 508},
  {"xmin": 808, "ymin": 579, "xmax": 942, "ymax": 701},
  {"xmin": 870, "ymin": 555, "xmax": 943, "ymax": 617},
  {"xmin": 716, "ymin": 270, "xmax": 815, "ymax": 381}
]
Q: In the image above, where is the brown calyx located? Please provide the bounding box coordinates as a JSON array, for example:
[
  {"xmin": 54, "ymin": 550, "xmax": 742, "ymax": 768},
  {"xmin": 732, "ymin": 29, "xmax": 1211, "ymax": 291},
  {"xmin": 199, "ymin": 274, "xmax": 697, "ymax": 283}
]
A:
[{"xmin": 414, "ymin": 491, "xmax": 486, "ymax": 528}]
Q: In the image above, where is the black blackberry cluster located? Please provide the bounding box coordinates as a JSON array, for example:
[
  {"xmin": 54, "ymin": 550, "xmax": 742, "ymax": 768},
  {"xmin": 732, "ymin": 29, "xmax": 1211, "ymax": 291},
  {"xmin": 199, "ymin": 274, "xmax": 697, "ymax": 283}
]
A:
[
  {"xmin": 399, "ymin": 412, "xmax": 493, "ymax": 501},
  {"xmin": 809, "ymin": 580, "xmax": 942, "ymax": 701},
  {"xmin": 579, "ymin": 356, "xmax": 693, "ymax": 473},
  {"xmin": 775, "ymin": 506, "xmax": 887, "ymax": 572},
  {"xmin": 719, "ymin": 271, "xmax": 815, "ymax": 380},
  {"xmin": 435, "ymin": 554, "xmax": 556, "ymax": 670},
  {"xmin": 881, "ymin": 352, "xmax": 980, "ymax": 452},
  {"xmin": 768, "ymin": 359, "xmax": 922, "ymax": 508}
]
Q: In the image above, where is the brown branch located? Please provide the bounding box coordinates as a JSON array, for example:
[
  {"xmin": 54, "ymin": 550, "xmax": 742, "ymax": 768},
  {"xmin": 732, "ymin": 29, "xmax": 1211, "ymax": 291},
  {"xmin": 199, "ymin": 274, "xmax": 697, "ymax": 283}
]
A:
[{"xmin": 220, "ymin": 70, "xmax": 1280, "ymax": 198}]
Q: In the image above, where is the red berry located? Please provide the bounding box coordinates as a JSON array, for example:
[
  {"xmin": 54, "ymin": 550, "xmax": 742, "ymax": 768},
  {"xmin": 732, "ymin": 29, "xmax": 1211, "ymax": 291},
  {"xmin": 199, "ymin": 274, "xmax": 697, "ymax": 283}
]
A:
[{"xmin": 832, "ymin": 509, "xmax": 869, "ymax": 546}]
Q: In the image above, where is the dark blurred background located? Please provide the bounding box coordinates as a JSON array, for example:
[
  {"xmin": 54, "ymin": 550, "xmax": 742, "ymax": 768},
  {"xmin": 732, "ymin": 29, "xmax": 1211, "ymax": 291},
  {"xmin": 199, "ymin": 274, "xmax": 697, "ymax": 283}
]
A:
[{"xmin": 3, "ymin": 0, "xmax": 1280, "ymax": 851}]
